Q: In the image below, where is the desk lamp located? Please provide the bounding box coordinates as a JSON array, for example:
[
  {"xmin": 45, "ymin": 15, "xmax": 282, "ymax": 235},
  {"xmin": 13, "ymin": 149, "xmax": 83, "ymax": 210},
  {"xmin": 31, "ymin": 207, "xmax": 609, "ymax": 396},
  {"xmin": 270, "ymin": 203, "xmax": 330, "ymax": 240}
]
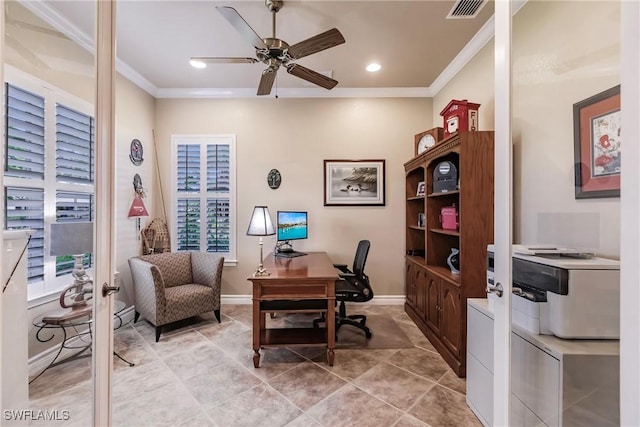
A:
[
  {"xmin": 246, "ymin": 206, "xmax": 275, "ymax": 277},
  {"xmin": 50, "ymin": 222, "xmax": 94, "ymax": 309}
]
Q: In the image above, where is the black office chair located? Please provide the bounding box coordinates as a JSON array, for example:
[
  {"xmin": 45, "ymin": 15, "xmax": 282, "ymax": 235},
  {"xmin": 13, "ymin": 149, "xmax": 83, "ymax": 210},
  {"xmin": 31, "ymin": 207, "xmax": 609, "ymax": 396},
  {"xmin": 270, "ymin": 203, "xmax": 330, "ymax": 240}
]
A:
[{"xmin": 315, "ymin": 240, "xmax": 374, "ymax": 338}]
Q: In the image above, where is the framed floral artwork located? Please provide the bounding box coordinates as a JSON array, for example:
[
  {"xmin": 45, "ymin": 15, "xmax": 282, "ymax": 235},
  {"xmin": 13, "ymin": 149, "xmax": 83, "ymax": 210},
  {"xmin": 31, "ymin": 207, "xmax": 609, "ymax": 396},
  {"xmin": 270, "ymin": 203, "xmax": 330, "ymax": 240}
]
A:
[{"xmin": 573, "ymin": 85, "xmax": 621, "ymax": 199}]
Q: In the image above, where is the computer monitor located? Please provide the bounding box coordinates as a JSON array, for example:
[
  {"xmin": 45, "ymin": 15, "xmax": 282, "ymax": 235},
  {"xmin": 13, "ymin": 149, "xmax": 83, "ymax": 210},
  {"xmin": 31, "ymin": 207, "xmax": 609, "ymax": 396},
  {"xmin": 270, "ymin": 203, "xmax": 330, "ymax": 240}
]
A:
[{"xmin": 277, "ymin": 211, "xmax": 308, "ymax": 242}]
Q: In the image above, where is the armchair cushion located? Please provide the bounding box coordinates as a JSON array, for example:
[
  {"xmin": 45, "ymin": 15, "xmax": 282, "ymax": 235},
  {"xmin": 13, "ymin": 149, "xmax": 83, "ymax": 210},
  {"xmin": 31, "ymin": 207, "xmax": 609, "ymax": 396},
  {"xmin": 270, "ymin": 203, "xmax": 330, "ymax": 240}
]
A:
[{"xmin": 140, "ymin": 252, "xmax": 193, "ymax": 288}]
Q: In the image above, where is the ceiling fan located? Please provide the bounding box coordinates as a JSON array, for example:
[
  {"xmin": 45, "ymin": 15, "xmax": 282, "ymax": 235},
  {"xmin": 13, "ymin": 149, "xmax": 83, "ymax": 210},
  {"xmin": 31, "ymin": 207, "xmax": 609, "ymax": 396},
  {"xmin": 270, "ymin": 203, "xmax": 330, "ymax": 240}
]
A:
[{"xmin": 192, "ymin": 0, "xmax": 346, "ymax": 96}]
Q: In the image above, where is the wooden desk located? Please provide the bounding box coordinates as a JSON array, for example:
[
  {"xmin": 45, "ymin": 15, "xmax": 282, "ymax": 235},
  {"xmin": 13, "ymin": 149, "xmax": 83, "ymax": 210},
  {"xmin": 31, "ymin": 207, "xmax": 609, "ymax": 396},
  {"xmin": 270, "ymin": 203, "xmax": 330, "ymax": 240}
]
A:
[{"xmin": 247, "ymin": 251, "xmax": 338, "ymax": 368}]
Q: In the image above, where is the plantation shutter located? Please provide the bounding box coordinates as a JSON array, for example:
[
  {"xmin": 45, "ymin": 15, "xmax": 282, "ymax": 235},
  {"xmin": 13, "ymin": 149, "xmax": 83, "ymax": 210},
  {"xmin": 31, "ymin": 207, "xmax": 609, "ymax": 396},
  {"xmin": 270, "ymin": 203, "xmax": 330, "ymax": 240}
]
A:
[
  {"xmin": 175, "ymin": 142, "xmax": 231, "ymax": 253},
  {"xmin": 5, "ymin": 84, "xmax": 45, "ymax": 180},
  {"xmin": 206, "ymin": 144, "xmax": 230, "ymax": 252},
  {"xmin": 176, "ymin": 198, "xmax": 201, "ymax": 251},
  {"xmin": 55, "ymin": 104, "xmax": 94, "ymax": 184},
  {"xmin": 4, "ymin": 187, "xmax": 45, "ymax": 283},
  {"xmin": 177, "ymin": 144, "xmax": 200, "ymax": 192}
]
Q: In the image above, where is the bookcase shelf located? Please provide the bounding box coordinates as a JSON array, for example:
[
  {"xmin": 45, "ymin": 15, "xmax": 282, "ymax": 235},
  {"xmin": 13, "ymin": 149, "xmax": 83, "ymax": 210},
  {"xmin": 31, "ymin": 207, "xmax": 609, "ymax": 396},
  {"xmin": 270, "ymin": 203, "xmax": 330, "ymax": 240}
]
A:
[{"xmin": 404, "ymin": 131, "xmax": 494, "ymax": 377}]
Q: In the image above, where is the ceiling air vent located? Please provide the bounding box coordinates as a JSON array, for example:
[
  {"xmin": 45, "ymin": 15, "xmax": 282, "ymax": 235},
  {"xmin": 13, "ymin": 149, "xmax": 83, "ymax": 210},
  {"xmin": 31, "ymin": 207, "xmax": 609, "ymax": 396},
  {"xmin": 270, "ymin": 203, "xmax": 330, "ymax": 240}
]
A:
[{"xmin": 446, "ymin": 0, "xmax": 487, "ymax": 19}]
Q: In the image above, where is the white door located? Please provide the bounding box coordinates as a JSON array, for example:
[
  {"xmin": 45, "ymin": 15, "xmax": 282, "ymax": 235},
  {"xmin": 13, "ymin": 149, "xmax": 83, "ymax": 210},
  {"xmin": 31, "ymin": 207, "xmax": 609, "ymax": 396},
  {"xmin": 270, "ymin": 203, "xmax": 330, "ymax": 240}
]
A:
[
  {"xmin": 0, "ymin": 1, "xmax": 118, "ymax": 425},
  {"xmin": 93, "ymin": 1, "xmax": 118, "ymax": 425},
  {"xmin": 493, "ymin": 1, "xmax": 639, "ymax": 426},
  {"xmin": 491, "ymin": 1, "xmax": 512, "ymax": 425}
]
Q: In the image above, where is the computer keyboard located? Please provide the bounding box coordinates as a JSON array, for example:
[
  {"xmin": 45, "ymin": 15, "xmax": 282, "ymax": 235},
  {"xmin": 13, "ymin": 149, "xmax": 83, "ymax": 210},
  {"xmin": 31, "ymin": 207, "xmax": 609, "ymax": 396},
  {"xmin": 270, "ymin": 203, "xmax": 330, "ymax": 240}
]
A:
[{"xmin": 275, "ymin": 251, "xmax": 307, "ymax": 258}]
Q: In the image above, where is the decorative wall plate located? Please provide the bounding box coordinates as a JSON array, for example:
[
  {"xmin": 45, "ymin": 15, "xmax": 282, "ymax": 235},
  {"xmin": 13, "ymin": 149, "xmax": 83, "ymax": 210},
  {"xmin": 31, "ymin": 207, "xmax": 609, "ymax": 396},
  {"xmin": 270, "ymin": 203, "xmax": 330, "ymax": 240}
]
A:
[
  {"xmin": 133, "ymin": 173, "xmax": 144, "ymax": 196},
  {"xmin": 267, "ymin": 168, "xmax": 281, "ymax": 189},
  {"xmin": 129, "ymin": 139, "xmax": 144, "ymax": 165}
]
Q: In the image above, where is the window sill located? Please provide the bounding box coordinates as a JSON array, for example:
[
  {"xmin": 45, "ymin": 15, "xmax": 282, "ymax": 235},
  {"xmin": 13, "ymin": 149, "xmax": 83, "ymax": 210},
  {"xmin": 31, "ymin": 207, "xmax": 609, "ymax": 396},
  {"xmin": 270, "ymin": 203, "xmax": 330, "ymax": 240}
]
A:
[
  {"xmin": 224, "ymin": 259, "xmax": 238, "ymax": 267},
  {"xmin": 28, "ymin": 290, "xmax": 62, "ymax": 310}
]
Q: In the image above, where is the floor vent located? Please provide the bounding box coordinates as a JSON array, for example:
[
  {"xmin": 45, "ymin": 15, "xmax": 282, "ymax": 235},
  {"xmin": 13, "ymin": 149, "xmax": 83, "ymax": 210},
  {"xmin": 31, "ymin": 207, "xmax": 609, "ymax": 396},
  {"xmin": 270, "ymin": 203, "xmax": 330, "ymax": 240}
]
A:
[{"xmin": 446, "ymin": 0, "xmax": 487, "ymax": 19}]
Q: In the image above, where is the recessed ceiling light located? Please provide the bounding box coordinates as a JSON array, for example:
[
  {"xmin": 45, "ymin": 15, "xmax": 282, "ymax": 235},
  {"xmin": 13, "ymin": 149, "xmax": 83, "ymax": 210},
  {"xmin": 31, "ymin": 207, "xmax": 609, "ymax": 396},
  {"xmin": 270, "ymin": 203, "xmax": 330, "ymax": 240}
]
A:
[
  {"xmin": 189, "ymin": 59, "xmax": 207, "ymax": 69},
  {"xmin": 366, "ymin": 63, "xmax": 381, "ymax": 72}
]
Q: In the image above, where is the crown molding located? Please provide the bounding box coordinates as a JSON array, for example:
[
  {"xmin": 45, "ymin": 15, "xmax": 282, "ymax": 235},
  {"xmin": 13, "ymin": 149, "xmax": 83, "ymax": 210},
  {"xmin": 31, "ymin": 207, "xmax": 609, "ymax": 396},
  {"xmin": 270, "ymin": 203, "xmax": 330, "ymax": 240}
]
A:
[
  {"xmin": 429, "ymin": 15, "xmax": 495, "ymax": 96},
  {"xmin": 155, "ymin": 86, "xmax": 433, "ymax": 99},
  {"xmin": 19, "ymin": 0, "xmax": 93, "ymax": 52},
  {"xmin": 115, "ymin": 59, "xmax": 158, "ymax": 97},
  {"xmin": 430, "ymin": 0, "xmax": 528, "ymax": 96},
  {"xmin": 18, "ymin": 0, "xmax": 158, "ymax": 97}
]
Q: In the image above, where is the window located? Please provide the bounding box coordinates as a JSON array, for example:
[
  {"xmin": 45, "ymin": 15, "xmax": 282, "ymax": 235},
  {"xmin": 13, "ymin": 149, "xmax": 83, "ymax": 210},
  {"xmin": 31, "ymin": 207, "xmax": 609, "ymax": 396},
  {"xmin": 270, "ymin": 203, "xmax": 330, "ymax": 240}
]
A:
[
  {"xmin": 3, "ymin": 75, "xmax": 94, "ymax": 301},
  {"xmin": 172, "ymin": 135, "xmax": 236, "ymax": 263}
]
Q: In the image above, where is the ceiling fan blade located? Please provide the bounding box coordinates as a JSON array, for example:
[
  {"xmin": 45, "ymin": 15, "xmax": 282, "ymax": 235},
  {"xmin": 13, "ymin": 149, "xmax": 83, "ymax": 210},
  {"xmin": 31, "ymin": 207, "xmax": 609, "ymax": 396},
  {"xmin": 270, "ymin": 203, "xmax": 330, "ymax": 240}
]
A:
[
  {"xmin": 216, "ymin": 6, "xmax": 268, "ymax": 50},
  {"xmin": 257, "ymin": 67, "xmax": 278, "ymax": 96},
  {"xmin": 190, "ymin": 56, "xmax": 258, "ymax": 64},
  {"xmin": 287, "ymin": 28, "xmax": 345, "ymax": 60},
  {"xmin": 286, "ymin": 64, "xmax": 338, "ymax": 90}
]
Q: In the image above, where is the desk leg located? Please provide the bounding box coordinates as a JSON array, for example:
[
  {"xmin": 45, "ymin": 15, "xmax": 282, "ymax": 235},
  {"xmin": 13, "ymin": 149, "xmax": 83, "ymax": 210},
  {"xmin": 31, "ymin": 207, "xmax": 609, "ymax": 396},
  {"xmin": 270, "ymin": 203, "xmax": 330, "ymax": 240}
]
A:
[
  {"xmin": 252, "ymin": 290, "xmax": 261, "ymax": 368},
  {"xmin": 327, "ymin": 293, "xmax": 335, "ymax": 366}
]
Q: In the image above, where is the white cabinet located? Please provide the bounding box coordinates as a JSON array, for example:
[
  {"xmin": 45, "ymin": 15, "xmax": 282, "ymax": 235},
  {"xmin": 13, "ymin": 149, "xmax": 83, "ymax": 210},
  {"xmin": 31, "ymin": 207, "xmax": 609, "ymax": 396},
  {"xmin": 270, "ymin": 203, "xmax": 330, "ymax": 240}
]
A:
[
  {"xmin": 467, "ymin": 298, "xmax": 619, "ymax": 427},
  {"xmin": 2, "ymin": 231, "xmax": 30, "ymax": 420},
  {"xmin": 467, "ymin": 299, "xmax": 494, "ymax": 426}
]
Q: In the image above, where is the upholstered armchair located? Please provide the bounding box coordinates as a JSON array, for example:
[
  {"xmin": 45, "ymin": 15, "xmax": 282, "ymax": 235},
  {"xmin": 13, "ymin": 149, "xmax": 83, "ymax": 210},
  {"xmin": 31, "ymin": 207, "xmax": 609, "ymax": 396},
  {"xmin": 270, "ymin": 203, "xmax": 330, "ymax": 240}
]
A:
[{"xmin": 128, "ymin": 252, "xmax": 224, "ymax": 341}]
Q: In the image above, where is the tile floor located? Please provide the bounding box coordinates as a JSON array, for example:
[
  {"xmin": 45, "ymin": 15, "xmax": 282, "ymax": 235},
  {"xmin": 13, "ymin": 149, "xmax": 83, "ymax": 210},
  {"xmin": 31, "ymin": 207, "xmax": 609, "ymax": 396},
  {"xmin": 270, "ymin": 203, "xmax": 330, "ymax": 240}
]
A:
[{"xmin": 28, "ymin": 304, "xmax": 482, "ymax": 427}]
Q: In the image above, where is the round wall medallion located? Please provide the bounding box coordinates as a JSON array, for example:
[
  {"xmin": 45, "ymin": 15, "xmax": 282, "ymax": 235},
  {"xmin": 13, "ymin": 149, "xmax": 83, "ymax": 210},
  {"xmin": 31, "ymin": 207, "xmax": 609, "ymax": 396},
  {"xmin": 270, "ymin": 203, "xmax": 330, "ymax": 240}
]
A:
[
  {"xmin": 267, "ymin": 169, "xmax": 282, "ymax": 189},
  {"xmin": 129, "ymin": 139, "xmax": 144, "ymax": 165}
]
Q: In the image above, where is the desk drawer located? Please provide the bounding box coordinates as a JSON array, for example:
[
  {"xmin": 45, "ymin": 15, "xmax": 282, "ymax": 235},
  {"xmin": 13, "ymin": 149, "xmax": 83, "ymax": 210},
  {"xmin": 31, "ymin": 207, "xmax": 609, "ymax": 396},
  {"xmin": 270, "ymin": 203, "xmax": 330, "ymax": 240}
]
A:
[
  {"xmin": 261, "ymin": 299, "xmax": 327, "ymax": 311},
  {"xmin": 260, "ymin": 284, "xmax": 328, "ymax": 298}
]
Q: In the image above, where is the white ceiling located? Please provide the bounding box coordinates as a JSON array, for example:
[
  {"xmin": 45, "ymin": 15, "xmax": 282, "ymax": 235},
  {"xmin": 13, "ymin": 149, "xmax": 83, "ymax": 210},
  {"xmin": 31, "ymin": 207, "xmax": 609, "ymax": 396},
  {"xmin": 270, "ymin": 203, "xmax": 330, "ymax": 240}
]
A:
[{"xmin": 16, "ymin": 0, "xmax": 496, "ymax": 97}]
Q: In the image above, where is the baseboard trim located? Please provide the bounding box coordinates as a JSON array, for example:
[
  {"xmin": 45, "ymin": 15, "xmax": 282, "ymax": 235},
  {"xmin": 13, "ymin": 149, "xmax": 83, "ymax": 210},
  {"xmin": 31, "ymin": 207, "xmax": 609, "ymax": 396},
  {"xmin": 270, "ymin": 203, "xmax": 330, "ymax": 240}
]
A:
[{"xmin": 221, "ymin": 295, "xmax": 406, "ymax": 305}]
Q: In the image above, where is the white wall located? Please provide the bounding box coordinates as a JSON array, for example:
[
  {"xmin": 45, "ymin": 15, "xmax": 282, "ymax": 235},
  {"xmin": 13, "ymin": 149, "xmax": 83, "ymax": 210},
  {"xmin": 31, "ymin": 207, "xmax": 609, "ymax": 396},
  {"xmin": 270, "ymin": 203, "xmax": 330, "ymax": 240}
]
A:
[
  {"xmin": 434, "ymin": 1, "xmax": 620, "ymax": 257},
  {"xmin": 154, "ymin": 97, "xmax": 433, "ymax": 296},
  {"xmin": 114, "ymin": 75, "xmax": 156, "ymax": 307}
]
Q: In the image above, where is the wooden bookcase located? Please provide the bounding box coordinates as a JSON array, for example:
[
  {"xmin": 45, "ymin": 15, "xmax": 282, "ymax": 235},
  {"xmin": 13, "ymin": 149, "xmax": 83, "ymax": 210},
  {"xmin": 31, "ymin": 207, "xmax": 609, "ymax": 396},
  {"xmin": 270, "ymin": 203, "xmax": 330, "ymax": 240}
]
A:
[{"xmin": 404, "ymin": 131, "xmax": 494, "ymax": 377}]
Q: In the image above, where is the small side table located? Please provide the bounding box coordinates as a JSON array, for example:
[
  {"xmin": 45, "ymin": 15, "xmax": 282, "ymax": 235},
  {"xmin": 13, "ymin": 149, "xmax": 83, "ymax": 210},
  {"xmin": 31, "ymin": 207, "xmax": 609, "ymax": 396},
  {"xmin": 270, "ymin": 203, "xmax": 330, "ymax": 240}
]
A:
[{"xmin": 31, "ymin": 300, "xmax": 134, "ymax": 384}]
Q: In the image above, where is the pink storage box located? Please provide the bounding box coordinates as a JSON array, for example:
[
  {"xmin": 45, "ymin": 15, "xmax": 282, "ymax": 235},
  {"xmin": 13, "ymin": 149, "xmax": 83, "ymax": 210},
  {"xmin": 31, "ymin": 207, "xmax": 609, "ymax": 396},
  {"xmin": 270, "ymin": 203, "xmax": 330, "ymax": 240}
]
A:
[{"xmin": 440, "ymin": 205, "xmax": 458, "ymax": 230}]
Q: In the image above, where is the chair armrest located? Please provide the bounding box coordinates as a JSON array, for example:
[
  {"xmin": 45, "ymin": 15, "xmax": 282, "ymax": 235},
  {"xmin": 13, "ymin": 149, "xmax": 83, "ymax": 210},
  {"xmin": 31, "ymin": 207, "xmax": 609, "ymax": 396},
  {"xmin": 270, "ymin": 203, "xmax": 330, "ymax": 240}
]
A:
[
  {"xmin": 191, "ymin": 253, "xmax": 224, "ymax": 290},
  {"xmin": 333, "ymin": 263, "xmax": 351, "ymax": 274},
  {"xmin": 128, "ymin": 258, "xmax": 167, "ymax": 322},
  {"xmin": 339, "ymin": 272, "xmax": 356, "ymax": 279}
]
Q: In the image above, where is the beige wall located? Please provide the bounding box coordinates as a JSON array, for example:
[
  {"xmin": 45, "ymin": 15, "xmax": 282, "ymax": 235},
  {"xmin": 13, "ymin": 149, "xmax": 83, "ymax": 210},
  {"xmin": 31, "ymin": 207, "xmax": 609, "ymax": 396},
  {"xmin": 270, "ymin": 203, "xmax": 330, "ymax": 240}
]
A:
[
  {"xmin": 434, "ymin": 1, "xmax": 620, "ymax": 257},
  {"xmin": 154, "ymin": 97, "xmax": 433, "ymax": 296}
]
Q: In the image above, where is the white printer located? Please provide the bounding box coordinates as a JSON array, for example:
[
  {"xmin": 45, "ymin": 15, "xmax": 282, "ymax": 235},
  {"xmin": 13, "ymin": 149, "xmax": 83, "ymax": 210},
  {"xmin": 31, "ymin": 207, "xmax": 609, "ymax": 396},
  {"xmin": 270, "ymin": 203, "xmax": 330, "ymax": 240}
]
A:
[{"xmin": 487, "ymin": 244, "xmax": 620, "ymax": 339}]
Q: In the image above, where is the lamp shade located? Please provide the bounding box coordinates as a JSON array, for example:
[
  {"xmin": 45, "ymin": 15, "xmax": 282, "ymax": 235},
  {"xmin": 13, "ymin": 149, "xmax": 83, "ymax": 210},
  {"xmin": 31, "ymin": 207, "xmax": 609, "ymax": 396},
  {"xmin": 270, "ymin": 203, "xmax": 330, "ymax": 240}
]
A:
[
  {"xmin": 246, "ymin": 206, "xmax": 275, "ymax": 236},
  {"xmin": 128, "ymin": 196, "xmax": 149, "ymax": 218},
  {"xmin": 50, "ymin": 222, "xmax": 94, "ymax": 256}
]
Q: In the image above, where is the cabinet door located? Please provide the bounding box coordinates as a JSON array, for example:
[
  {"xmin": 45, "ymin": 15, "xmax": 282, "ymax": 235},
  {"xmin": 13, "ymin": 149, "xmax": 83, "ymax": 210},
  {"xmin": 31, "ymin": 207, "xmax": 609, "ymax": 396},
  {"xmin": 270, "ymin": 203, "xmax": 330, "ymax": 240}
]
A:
[
  {"xmin": 425, "ymin": 271, "xmax": 440, "ymax": 334},
  {"xmin": 440, "ymin": 281, "xmax": 462, "ymax": 358},
  {"xmin": 405, "ymin": 261, "xmax": 417, "ymax": 307},
  {"xmin": 415, "ymin": 267, "xmax": 427, "ymax": 320}
]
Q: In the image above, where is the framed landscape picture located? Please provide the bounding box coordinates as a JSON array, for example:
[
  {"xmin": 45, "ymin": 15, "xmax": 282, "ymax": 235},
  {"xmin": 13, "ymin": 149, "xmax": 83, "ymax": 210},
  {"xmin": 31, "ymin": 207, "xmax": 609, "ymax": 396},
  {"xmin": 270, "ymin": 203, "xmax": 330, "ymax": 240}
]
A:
[
  {"xmin": 324, "ymin": 159, "xmax": 385, "ymax": 206},
  {"xmin": 573, "ymin": 85, "xmax": 621, "ymax": 199}
]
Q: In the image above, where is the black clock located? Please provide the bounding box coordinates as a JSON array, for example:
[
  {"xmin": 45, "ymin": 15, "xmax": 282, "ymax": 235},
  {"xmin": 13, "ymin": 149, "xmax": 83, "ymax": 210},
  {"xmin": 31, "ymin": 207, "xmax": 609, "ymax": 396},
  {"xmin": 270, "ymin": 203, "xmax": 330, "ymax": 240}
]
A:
[
  {"xmin": 267, "ymin": 169, "xmax": 281, "ymax": 189},
  {"xmin": 129, "ymin": 139, "xmax": 144, "ymax": 166}
]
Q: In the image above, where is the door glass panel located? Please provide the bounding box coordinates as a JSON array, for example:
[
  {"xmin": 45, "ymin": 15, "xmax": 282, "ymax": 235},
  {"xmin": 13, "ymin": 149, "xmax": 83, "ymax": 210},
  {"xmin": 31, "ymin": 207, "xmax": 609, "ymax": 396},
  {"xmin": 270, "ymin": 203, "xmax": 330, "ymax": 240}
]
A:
[
  {"xmin": 2, "ymin": 1, "xmax": 96, "ymax": 426},
  {"xmin": 510, "ymin": 1, "xmax": 620, "ymax": 425}
]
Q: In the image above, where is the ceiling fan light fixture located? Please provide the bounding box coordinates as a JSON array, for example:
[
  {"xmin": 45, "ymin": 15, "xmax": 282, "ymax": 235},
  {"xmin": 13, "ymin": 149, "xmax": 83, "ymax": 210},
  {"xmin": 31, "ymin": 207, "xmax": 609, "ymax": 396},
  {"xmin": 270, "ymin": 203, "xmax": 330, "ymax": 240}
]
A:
[
  {"xmin": 366, "ymin": 63, "xmax": 381, "ymax": 73},
  {"xmin": 189, "ymin": 59, "xmax": 207, "ymax": 69}
]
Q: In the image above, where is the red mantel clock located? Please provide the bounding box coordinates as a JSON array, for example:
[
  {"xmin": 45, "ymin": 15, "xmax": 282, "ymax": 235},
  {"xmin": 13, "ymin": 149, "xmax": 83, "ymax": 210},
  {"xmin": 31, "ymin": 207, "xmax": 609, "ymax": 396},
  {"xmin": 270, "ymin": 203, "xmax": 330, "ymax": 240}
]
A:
[{"xmin": 440, "ymin": 99, "xmax": 481, "ymax": 137}]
